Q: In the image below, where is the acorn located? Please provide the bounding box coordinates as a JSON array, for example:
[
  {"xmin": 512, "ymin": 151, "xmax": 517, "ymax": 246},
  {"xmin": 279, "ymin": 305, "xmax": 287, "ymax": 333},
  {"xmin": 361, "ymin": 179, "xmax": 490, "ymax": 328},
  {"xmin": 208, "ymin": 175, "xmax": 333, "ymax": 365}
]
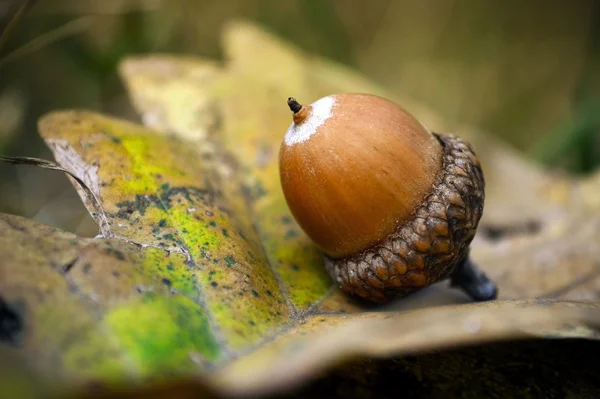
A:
[{"xmin": 279, "ymin": 93, "xmax": 498, "ymax": 303}]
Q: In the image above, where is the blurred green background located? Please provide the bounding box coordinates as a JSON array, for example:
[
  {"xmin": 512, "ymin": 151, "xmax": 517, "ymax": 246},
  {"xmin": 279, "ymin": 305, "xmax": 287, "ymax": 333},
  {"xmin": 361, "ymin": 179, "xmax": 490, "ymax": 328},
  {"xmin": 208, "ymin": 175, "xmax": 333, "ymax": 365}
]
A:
[{"xmin": 0, "ymin": 0, "xmax": 599, "ymax": 236}]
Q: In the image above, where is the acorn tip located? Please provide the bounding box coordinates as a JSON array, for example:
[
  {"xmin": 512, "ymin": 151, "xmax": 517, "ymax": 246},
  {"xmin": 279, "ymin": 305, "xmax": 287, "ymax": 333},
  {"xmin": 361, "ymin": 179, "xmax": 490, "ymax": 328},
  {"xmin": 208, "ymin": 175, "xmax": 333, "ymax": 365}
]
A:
[{"xmin": 287, "ymin": 97, "xmax": 302, "ymax": 113}]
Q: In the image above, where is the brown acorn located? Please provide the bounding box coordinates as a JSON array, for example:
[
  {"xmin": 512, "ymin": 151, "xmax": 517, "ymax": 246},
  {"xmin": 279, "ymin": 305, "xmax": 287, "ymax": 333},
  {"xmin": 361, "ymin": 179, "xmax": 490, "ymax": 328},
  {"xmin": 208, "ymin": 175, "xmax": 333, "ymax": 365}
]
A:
[{"xmin": 279, "ymin": 93, "xmax": 497, "ymax": 303}]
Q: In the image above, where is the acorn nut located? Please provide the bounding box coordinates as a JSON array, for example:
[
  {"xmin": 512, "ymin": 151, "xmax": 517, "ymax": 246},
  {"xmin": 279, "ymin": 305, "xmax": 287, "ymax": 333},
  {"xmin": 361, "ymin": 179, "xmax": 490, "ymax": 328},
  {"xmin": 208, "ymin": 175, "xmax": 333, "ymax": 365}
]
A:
[{"xmin": 279, "ymin": 93, "xmax": 498, "ymax": 303}]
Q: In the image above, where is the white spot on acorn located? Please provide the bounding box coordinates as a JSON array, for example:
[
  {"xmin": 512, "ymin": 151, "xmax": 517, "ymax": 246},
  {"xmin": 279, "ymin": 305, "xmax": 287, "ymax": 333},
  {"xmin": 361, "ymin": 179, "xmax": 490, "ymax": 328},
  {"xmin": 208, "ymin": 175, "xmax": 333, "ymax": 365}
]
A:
[{"xmin": 284, "ymin": 96, "xmax": 335, "ymax": 146}]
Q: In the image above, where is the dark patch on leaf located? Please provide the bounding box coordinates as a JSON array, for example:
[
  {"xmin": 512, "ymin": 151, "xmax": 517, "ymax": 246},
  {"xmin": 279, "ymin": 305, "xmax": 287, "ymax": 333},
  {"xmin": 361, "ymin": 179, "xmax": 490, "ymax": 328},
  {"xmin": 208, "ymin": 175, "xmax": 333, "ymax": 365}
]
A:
[
  {"xmin": 135, "ymin": 285, "xmax": 150, "ymax": 294},
  {"xmin": 160, "ymin": 186, "xmax": 215, "ymax": 209},
  {"xmin": 104, "ymin": 248, "xmax": 125, "ymax": 261},
  {"xmin": 284, "ymin": 229, "xmax": 298, "ymax": 240},
  {"xmin": 253, "ymin": 180, "xmax": 267, "ymax": 198},
  {"xmin": 116, "ymin": 195, "xmax": 154, "ymax": 218},
  {"xmin": 83, "ymin": 263, "xmax": 92, "ymax": 274},
  {"xmin": 224, "ymin": 256, "xmax": 236, "ymax": 267},
  {"xmin": 0, "ymin": 297, "xmax": 23, "ymax": 345},
  {"xmin": 60, "ymin": 257, "xmax": 78, "ymax": 274},
  {"xmin": 116, "ymin": 186, "xmax": 215, "ymax": 221}
]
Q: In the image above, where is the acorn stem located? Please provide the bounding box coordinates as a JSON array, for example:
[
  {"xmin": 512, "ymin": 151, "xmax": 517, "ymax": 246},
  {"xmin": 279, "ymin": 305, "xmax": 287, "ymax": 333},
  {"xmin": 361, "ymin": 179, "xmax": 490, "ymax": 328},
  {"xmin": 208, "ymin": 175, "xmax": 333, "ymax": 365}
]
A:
[
  {"xmin": 287, "ymin": 97, "xmax": 302, "ymax": 113},
  {"xmin": 449, "ymin": 255, "xmax": 498, "ymax": 301}
]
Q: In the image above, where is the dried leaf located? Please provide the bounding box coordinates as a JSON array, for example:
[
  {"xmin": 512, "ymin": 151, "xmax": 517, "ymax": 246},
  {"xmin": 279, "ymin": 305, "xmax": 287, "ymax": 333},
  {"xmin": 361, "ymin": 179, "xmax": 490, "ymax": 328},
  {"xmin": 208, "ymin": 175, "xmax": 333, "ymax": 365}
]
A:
[
  {"xmin": 1, "ymin": 20, "xmax": 600, "ymax": 398},
  {"xmin": 1, "ymin": 213, "xmax": 600, "ymax": 397}
]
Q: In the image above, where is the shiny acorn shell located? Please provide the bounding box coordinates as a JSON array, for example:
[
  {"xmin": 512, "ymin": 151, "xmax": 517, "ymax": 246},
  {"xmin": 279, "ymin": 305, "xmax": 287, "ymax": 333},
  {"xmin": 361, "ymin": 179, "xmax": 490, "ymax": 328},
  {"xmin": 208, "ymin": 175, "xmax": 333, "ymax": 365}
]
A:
[{"xmin": 280, "ymin": 93, "xmax": 442, "ymax": 259}]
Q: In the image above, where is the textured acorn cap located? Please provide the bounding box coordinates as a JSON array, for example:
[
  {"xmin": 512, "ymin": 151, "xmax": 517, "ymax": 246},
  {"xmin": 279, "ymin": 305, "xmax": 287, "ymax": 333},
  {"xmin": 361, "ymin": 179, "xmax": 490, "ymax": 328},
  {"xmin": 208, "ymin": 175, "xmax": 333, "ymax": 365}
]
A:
[
  {"xmin": 279, "ymin": 93, "xmax": 443, "ymax": 259},
  {"xmin": 325, "ymin": 133, "xmax": 486, "ymax": 302}
]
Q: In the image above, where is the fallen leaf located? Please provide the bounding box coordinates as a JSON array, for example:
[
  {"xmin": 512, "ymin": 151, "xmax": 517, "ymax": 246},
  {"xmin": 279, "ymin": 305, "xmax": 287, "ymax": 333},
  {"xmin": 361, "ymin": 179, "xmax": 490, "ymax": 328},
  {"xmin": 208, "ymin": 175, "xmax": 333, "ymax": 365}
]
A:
[{"xmin": 1, "ymin": 20, "xmax": 600, "ymax": 398}]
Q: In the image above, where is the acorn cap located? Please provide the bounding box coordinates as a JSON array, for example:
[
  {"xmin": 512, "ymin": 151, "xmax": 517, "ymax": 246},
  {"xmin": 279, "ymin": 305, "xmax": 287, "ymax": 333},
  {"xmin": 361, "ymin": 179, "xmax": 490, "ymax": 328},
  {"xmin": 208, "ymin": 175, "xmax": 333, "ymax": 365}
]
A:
[
  {"xmin": 279, "ymin": 93, "xmax": 443, "ymax": 258},
  {"xmin": 325, "ymin": 133, "xmax": 485, "ymax": 302}
]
